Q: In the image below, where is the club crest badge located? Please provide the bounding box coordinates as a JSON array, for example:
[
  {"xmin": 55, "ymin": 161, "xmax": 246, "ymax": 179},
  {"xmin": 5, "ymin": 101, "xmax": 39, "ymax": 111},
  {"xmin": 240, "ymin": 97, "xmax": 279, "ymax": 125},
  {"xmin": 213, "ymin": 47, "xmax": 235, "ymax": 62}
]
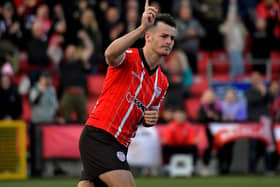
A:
[
  {"xmin": 116, "ymin": 151, "xmax": 126, "ymax": 162},
  {"xmin": 155, "ymin": 87, "xmax": 162, "ymax": 97}
]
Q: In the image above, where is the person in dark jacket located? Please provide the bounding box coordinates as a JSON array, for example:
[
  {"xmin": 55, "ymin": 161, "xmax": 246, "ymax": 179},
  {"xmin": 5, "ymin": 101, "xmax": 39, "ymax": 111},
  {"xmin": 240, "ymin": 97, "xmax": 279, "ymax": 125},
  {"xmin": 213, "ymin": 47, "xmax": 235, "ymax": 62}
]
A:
[
  {"xmin": 59, "ymin": 31, "xmax": 92, "ymax": 123},
  {"xmin": 0, "ymin": 63, "xmax": 22, "ymax": 120},
  {"xmin": 198, "ymin": 89, "xmax": 222, "ymax": 175},
  {"xmin": 246, "ymin": 71, "xmax": 275, "ymax": 174}
]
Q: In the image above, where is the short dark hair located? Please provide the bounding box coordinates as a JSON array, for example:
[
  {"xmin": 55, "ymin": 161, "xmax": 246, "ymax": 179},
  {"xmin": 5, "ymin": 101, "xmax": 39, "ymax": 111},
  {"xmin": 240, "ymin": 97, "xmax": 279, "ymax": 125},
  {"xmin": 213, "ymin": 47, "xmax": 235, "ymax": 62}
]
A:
[
  {"xmin": 154, "ymin": 13, "xmax": 176, "ymax": 28},
  {"xmin": 40, "ymin": 70, "xmax": 51, "ymax": 78}
]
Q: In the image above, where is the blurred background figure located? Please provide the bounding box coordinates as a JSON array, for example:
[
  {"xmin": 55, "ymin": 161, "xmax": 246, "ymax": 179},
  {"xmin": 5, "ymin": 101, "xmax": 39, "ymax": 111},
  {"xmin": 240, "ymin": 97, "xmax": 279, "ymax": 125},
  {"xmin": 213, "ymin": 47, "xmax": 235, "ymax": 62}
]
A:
[
  {"xmin": 29, "ymin": 70, "xmax": 63, "ymax": 177},
  {"xmin": 221, "ymin": 88, "xmax": 247, "ymax": 122},
  {"xmin": 175, "ymin": 1, "xmax": 205, "ymax": 74},
  {"xmin": 219, "ymin": 88, "xmax": 247, "ymax": 174},
  {"xmin": 192, "ymin": 0, "xmax": 224, "ymax": 51},
  {"xmin": 34, "ymin": 4, "xmax": 52, "ymax": 35},
  {"xmin": 79, "ymin": 9, "xmax": 103, "ymax": 73},
  {"xmin": 162, "ymin": 106, "xmax": 198, "ymax": 173},
  {"xmin": 219, "ymin": 0, "xmax": 247, "ymax": 80},
  {"xmin": 158, "ymin": 105, "xmax": 174, "ymax": 125},
  {"xmin": 245, "ymin": 71, "xmax": 275, "ymax": 174},
  {"xmin": 0, "ymin": 2, "xmax": 22, "ymax": 46},
  {"xmin": 0, "ymin": 62, "xmax": 22, "ymax": 120},
  {"xmin": 27, "ymin": 21, "xmax": 50, "ymax": 67},
  {"xmin": 251, "ymin": 17, "xmax": 271, "ymax": 74},
  {"xmin": 163, "ymin": 50, "xmax": 193, "ymax": 108},
  {"xmin": 29, "ymin": 70, "xmax": 59, "ymax": 124},
  {"xmin": 198, "ymin": 89, "xmax": 222, "ymax": 176},
  {"xmin": 59, "ymin": 32, "xmax": 92, "ymax": 123},
  {"xmin": 269, "ymin": 80, "xmax": 280, "ymax": 122},
  {"xmin": 100, "ymin": 4, "xmax": 124, "ymax": 53}
]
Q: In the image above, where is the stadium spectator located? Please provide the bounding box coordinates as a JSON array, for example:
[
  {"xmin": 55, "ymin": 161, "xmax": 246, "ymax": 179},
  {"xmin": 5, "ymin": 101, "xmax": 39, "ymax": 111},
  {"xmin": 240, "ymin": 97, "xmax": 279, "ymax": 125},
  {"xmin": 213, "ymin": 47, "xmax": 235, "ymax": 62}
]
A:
[
  {"xmin": 255, "ymin": 0, "xmax": 280, "ymax": 51},
  {"xmin": 163, "ymin": 50, "xmax": 193, "ymax": 108},
  {"xmin": 0, "ymin": 2, "xmax": 22, "ymax": 46},
  {"xmin": 219, "ymin": 88, "xmax": 247, "ymax": 174},
  {"xmin": 245, "ymin": 71, "xmax": 275, "ymax": 174},
  {"xmin": 193, "ymin": 0, "xmax": 225, "ymax": 51},
  {"xmin": 27, "ymin": 20, "xmax": 50, "ymax": 66},
  {"xmin": 268, "ymin": 80, "xmax": 280, "ymax": 122},
  {"xmin": 0, "ymin": 39, "xmax": 20, "ymax": 74},
  {"xmin": 29, "ymin": 70, "xmax": 59, "ymax": 124},
  {"xmin": 0, "ymin": 62, "xmax": 22, "ymax": 120},
  {"xmin": 47, "ymin": 21, "xmax": 65, "ymax": 67},
  {"xmin": 251, "ymin": 17, "xmax": 272, "ymax": 74},
  {"xmin": 175, "ymin": 1, "xmax": 205, "ymax": 73},
  {"xmin": 0, "ymin": 2, "xmax": 21, "ymax": 73},
  {"xmin": 198, "ymin": 89, "xmax": 222, "ymax": 175},
  {"xmin": 79, "ymin": 9, "xmax": 103, "ymax": 73},
  {"xmin": 29, "ymin": 70, "xmax": 65, "ymax": 176},
  {"xmin": 162, "ymin": 105, "xmax": 198, "ymax": 169},
  {"xmin": 59, "ymin": 31, "xmax": 92, "ymax": 123},
  {"xmin": 51, "ymin": 3, "xmax": 65, "ymax": 23},
  {"xmin": 158, "ymin": 105, "xmax": 174, "ymax": 125},
  {"xmin": 34, "ymin": 4, "xmax": 52, "ymax": 36},
  {"xmin": 123, "ymin": 1, "xmax": 144, "ymax": 48},
  {"xmin": 27, "ymin": 20, "xmax": 53, "ymax": 85},
  {"xmin": 150, "ymin": 0, "xmax": 161, "ymax": 13},
  {"xmin": 219, "ymin": 0, "xmax": 247, "ymax": 80},
  {"xmin": 100, "ymin": 4, "xmax": 124, "ymax": 52},
  {"xmin": 123, "ymin": 0, "xmax": 140, "ymax": 33},
  {"xmin": 221, "ymin": 88, "xmax": 247, "ymax": 122}
]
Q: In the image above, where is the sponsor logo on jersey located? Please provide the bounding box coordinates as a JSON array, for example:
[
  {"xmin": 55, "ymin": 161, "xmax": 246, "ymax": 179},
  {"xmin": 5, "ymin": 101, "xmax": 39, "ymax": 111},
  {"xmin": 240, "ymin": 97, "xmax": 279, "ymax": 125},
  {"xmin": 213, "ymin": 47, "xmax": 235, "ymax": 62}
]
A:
[{"xmin": 126, "ymin": 92, "xmax": 147, "ymax": 112}]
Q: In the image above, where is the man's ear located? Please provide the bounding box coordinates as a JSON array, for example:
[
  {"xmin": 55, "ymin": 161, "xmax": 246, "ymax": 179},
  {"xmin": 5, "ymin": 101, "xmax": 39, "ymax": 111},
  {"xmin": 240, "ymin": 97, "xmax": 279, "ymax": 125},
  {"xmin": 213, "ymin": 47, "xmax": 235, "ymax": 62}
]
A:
[{"xmin": 145, "ymin": 31, "xmax": 152, "ymax": 43}]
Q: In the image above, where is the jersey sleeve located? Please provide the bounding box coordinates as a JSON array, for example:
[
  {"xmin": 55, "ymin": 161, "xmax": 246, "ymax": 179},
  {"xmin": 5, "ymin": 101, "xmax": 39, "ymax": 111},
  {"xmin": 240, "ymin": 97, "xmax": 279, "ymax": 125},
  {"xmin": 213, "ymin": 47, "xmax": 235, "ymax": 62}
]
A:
[{"xmin": 111, "ymin": 48, "xmax": 136, "ymax": 69}]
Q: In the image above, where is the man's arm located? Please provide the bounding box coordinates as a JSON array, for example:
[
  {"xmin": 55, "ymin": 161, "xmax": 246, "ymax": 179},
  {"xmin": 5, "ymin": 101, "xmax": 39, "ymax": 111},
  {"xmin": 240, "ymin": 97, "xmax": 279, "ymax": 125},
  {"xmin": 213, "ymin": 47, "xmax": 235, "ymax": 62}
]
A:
[
  {"xmin": 104, "ymin": 26, "xmax": 147, "ymax": 66},
  {"xmin": 104, "ymin": 0, "xmax": 157, "ymax": 66}
]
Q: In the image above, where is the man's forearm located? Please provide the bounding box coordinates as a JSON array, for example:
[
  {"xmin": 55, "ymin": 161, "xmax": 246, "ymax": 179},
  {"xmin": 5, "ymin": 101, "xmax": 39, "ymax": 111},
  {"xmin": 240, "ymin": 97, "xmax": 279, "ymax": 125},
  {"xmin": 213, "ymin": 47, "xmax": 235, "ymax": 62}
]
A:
[{"xmin": 105, "ymin": 25, "xmax": 146, "ymax": 66}]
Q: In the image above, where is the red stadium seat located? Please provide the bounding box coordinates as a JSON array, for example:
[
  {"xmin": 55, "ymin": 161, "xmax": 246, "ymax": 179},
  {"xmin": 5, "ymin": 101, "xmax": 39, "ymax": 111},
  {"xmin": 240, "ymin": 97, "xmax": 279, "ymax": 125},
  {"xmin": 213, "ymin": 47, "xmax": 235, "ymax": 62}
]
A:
[
  {"xmin": 212, "ymin": 74, "xmax": 231, "ymax": 82},
  {"xmin": 270, "ymin": 51, "xmax": 280, "ymax": 63},
  {"xmin": 198, "ymin": 60, "xmax": 209, "ymax": 75},
  {"xmin": 12, "ymin": 73, "xmax": 25, "ymax": 85},
  {"xmin": 271, "ymin": 72, "xmax": 280, "ymax": 80},
  {"xmin": 51, "ymin": 72, "xmax": 60, "ymax": 92},
  {"xmin": 184, "ymin": 98, "xmax": 201, "ymax": 121},
  {"xmin": 213, "ymin": 63, "xmax": 230, "ymax": 74},
  {"xmin": 189, "ymin": 75, "xmax": 209, "ymax": 97},
  {"xmin": 87, "ymin": 74, "xmax": 105, "ymax": 98},
  {"xmin": 271, "ymin": 62, "xmax": 280, "ymax": 73},
  {"xmin": 244, "ymin": 62, "xmax": 253, "ymax": 74},
  {"xmin": 21, "ymin": 98, "xmax": 31, "ymax": 122},
  {"xmin": 197, "ymin": 51, "xmax": 210, "ymax": 74},
  {"xmin": 211, "ymin": 50, "xmax": 229, "ymax": 64}
]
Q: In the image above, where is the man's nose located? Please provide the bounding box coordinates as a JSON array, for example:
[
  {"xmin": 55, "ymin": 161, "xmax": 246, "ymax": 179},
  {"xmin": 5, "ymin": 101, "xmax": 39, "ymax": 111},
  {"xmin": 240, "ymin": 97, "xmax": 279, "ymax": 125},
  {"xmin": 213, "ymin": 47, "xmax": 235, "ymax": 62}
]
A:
[{"xmin": 166, "ymin": 37, "xmax": 172, "ymax": 45}]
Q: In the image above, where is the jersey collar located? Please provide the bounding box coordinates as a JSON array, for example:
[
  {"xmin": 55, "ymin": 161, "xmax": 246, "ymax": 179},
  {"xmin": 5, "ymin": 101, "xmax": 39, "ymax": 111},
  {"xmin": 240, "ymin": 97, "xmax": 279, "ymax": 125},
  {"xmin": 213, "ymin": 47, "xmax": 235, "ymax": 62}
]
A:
[{"xmin": 138, "ymin": 48, "xmax": 158, "ymax": 76}]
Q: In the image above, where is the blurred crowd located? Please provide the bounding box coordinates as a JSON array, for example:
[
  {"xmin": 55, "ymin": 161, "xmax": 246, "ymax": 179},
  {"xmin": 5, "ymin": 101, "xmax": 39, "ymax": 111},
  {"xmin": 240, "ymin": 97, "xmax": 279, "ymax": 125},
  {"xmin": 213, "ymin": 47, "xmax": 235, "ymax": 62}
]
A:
[{"xmin": 0, "ymin": 0, "xmax": 280, "ymax": 176}]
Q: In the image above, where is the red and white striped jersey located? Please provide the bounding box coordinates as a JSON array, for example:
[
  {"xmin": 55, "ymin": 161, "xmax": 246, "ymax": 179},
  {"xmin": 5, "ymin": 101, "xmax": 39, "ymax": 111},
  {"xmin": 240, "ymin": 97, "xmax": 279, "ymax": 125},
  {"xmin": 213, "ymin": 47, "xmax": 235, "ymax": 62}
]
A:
[{"xmin": 86, "ymin": 48, "xmax": 168, "ymax": 147}]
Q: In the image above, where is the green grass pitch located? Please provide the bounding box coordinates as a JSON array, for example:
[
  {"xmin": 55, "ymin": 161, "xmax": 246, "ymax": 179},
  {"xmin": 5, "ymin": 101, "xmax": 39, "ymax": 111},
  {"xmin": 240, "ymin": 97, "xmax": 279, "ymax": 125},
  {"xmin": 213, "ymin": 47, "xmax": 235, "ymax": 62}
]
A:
[{"xmin": 1, "ymin": 176, "xmax": 280, "ymax": 187}]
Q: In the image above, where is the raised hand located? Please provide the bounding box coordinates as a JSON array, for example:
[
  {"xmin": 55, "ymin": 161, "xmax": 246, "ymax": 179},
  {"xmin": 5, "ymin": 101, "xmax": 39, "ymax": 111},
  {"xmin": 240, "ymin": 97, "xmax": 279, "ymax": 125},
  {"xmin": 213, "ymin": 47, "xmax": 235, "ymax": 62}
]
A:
[{"xmin": 141, "ymin": 0, "xmax": 158, "ymax": 31}]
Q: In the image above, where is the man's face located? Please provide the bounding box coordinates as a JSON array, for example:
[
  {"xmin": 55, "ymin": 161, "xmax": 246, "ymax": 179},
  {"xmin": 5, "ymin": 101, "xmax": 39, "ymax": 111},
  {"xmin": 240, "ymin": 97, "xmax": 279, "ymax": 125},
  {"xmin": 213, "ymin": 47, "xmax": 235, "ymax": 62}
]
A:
[
  {"xmin": 40, "ymin": 76, "xmax": 51, "ymax": 86},
  {"xmin": 251, "ymin": 72, "xmax": 262, "ymax": 87},
  {"xmin": 173, "ymin": 110, "xmax": 186, "ymax": 124},
  {"xmin": 147, "ymin": 22, "xmax": 177, "ymax": 56}
]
